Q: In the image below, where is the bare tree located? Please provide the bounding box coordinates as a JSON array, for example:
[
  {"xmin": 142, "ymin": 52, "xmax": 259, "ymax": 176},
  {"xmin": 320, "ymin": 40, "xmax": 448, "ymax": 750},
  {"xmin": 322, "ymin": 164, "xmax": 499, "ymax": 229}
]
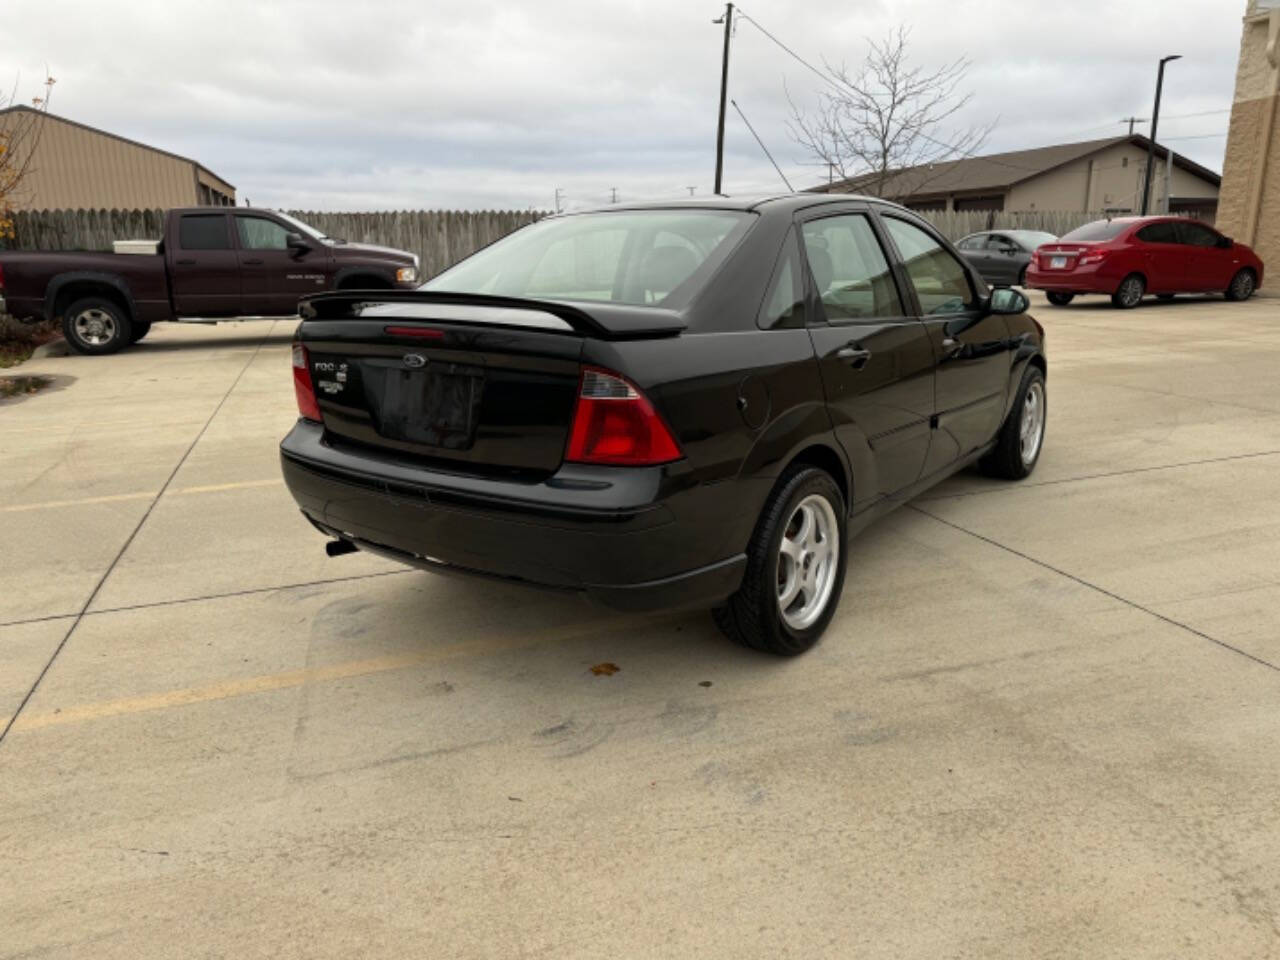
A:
[
  {"xmin": 788, "ymin": 28, "xmax": 992, "ymax": 197},
  {"xmin": 0, "ymin": 71, "xmax": 56, "ymax": 240}
]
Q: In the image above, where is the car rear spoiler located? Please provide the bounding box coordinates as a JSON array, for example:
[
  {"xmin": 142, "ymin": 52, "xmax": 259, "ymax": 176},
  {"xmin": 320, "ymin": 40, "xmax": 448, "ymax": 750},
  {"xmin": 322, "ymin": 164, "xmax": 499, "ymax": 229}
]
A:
[{"xmin": 299, "ymin": 290, "xmax": 687, "ymax": 340}]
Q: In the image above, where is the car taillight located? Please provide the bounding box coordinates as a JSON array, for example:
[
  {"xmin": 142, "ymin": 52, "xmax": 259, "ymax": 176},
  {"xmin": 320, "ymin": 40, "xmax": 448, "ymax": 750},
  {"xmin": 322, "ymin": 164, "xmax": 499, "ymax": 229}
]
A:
[
  {"xmin": 1078, "ymin": 249, "xmax": 1107, "ymax": 266},
  {"xmin": 565, "ymin": 367, "xmax": 682, "ymax": 466},
  {"xmin": 0, "ymin": 263, "xmax": 5, "ymax": 290},
  {"xmin": 292, "ymin": 342, "xmax": 322, "ymax": 422}
]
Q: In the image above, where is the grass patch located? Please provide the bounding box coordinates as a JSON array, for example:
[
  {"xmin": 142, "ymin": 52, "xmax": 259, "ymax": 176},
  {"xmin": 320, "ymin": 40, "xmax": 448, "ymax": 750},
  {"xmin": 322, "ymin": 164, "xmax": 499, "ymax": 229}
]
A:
[{"xmin": 0, "ymin": 315, "xmax": 61, "ymax": 368}]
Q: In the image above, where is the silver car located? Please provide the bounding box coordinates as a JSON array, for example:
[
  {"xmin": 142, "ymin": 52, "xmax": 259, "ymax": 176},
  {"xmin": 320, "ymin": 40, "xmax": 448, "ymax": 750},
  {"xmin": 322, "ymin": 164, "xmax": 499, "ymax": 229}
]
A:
[{"xmin": 956, "ymin": 230, "xmax": 1057, "ymax": 287}]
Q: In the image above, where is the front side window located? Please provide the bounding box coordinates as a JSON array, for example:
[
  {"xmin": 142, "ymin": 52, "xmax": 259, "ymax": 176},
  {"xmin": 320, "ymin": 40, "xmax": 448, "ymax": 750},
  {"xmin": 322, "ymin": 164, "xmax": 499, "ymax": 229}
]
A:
[
  {"xmin": 178, "ymin": 214, "xmax": 230, "ymax": 251},
  {"xmin": 987, "ymin": 234, "xmax": 1016, "ymax": 251},
  {"xmin": 800, "ymin": 214, "xmax": 904, "ymax": 321},
  {"xmin": 882, "ymin": 216, "xmax": 975, "ymax": 316},
  {"xmin": 424, "ymin": 210, "xmax": 751, "ymax": 307},
  {"xmin": 236, "ymin": 216, "xmax": 292, "ymax": 251},
  {"xmin": 1176, "ymin": 221, "xmax": 1221, "ymax": 248}
]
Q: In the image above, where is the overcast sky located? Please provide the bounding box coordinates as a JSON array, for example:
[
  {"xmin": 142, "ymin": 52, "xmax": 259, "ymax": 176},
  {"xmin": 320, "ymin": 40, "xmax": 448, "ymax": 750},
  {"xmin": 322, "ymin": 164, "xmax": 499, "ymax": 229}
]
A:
[{"xmin": 1, "ymin": 0, "xmax": 1242, "ymax": 211}]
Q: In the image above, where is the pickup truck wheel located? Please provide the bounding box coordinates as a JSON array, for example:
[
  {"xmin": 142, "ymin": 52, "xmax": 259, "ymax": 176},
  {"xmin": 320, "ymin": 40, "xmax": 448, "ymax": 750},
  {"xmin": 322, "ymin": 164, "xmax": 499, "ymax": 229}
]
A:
[
  {"xmin": 62, "ymin": 298, "xmax": 132, "ymax": 355},
  {"xmin": 129, "ymin": 321, "xmax": 152, "ymax": 343},
  {"xmin": 713, "ymin": 465, "xmax": 847, "ymax": 657}
]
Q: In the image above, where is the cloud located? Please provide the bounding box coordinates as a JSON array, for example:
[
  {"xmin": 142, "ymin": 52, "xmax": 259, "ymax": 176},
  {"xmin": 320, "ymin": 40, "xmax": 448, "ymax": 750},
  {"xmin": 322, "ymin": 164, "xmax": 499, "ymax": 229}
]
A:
[{"xmin": 1, "ymin": 0, "xmax": 1240, "ymax": 210}]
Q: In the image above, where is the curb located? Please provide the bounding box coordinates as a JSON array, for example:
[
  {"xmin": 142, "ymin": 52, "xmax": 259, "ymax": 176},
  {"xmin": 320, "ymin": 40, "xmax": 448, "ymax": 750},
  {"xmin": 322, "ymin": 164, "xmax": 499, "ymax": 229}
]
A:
[{"xmin": 31, "ymin": 339, "xmax": 70, "ymax": 359}]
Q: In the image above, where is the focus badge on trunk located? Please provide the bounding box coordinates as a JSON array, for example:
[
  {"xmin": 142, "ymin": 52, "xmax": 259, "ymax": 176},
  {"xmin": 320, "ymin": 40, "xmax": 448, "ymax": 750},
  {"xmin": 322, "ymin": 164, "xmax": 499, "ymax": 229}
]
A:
[{"xmin": 403, "ymin": 354, "xmax": 427, "ymax": 369}]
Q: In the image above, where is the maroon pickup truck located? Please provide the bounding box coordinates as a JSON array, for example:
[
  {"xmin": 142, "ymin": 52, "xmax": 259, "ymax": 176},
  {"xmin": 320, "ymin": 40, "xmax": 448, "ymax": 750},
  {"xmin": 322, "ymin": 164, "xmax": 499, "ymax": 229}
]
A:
[{"xmin": 0, "ymin": 208, "xmax": 420, "ymax": 354}]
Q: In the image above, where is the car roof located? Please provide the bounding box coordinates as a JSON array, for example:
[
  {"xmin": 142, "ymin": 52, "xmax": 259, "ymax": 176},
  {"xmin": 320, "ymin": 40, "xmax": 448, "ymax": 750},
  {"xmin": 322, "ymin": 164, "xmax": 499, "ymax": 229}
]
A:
[{"xmin": 551, "ymin": 192, "xmax": 915, "ymax": 220}]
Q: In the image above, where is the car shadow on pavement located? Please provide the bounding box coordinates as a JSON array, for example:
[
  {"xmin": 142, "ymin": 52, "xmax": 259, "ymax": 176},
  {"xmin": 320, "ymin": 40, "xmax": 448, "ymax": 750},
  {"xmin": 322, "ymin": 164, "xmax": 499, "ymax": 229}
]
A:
[{"xmin": 134, "ymin": 330, "xmax": 298, "ymax": 352}]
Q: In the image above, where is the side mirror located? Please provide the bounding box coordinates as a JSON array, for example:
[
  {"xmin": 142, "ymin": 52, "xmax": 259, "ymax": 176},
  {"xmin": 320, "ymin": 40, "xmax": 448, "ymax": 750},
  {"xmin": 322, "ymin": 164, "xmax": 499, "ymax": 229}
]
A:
[
  {"xmin": 1217, "ymin": 235, "xmax": 1234, "ymax": 249},
  {"xmin": 286, "ymin": 232, "xmax": 311, "ymax": 254},
  {"xmin": 988, "ymin": 287, "xmax": 1030, "ymax": 315}
]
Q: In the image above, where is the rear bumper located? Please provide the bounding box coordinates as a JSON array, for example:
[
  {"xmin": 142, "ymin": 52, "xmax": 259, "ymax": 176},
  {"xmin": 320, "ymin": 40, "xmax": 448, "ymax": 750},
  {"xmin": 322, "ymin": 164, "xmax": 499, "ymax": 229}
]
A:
[
  {"xmin": 1025, "ymin": 264, "xmax": 1115, "ymax": 294},
  {"xmin": 279, "ymin": 420, "xmax": 749, "ymax": 612}
]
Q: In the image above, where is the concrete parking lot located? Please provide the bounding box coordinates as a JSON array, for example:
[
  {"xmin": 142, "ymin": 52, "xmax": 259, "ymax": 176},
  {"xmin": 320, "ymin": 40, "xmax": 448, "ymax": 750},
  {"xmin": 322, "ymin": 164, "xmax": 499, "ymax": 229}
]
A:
[{"xmin": 3, "ymin": 292, "xmax": 1280, "ymax": 958}]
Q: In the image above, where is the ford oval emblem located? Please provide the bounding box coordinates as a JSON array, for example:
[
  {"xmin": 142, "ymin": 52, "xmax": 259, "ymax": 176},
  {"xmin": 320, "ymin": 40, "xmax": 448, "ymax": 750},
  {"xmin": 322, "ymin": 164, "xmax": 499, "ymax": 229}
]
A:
[{"xmin": 403, "ymin": 354, "xmax": 427, "ymax": 369}]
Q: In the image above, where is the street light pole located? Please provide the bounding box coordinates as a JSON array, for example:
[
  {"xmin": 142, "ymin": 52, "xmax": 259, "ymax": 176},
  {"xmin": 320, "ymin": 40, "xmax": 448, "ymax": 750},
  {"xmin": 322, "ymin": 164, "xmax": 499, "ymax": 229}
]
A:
[
  {"xmin": 1142, "ymin": 54, "xmax": 1181, "ymax": 215},
  {"xmin": 713, "ymin": 3, "xmax": 733, "ymax": 195}
]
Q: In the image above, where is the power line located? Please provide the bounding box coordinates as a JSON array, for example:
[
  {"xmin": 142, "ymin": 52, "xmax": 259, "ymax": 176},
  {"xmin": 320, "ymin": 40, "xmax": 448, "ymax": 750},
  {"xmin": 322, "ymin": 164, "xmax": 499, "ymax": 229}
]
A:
[
  {"xmin": 730, "ymin": 98, "xmax": 794, "ymax": 191},
  {"xmin": 733, "ymin": 7, "xmax": 1043, "ymax": 176}
]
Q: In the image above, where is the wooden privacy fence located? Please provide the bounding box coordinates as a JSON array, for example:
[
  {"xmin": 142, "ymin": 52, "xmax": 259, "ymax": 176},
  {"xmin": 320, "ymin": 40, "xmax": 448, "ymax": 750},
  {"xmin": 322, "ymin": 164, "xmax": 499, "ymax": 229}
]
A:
[
  {"xmin": 4, "ymin": 205, "xmax": 1119, "ymax": 275},
  {"xmin": 4, "ymin": 208, "xmax": 544, "ymax": 279}
]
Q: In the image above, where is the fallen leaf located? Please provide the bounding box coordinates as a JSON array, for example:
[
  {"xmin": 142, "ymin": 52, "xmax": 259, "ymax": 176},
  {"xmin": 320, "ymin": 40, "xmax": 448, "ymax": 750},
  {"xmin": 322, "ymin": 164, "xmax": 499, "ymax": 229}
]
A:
[
  {"xmin": 590, "ymin": 662, "xmax": 620, "ymax": 676},
  {"xmin": 698, "ymin": 681, "xmax": 712, "ymax": 688}
]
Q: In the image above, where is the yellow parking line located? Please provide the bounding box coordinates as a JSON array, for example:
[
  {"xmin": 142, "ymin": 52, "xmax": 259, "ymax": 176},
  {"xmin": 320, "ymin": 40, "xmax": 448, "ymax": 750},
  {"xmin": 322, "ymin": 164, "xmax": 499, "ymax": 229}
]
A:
[
  {"xmin": 0, "ymin": 478, "xmax": 283, "ymax": 513},
  {"xmin": 10, "ymin": 613, "xmax": 663, "ymax": 734}
]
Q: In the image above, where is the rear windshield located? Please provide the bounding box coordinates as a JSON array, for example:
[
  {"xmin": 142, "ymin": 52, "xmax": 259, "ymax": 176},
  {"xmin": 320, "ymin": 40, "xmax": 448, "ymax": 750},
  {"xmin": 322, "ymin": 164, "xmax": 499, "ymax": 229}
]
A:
[
  {"xmin": 1009, "ymin": 230, "xmax": 1057, "ymax": 248},
  {"xmin": 1060, "ymin": 220, "xmax": 1131, "ymax": 242},
  {"xmin": 422, "ymin": 210, "xmax": 752, "ymax": 307}
]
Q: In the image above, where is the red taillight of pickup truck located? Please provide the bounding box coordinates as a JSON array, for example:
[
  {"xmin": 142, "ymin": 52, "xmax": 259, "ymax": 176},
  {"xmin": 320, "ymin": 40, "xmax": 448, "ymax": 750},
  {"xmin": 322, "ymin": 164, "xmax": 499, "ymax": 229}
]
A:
[
  {"xmin": 0, "ymin": 262, "xmax": 6, "ymax": 290},
  {"xmin": 292, "ymin": 343, "xmax": 323, "ymax": 422}
]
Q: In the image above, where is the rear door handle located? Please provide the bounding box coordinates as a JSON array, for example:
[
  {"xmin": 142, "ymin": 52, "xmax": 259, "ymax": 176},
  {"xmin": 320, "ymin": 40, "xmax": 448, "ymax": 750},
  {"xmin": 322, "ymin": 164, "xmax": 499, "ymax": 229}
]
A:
[
  {"xmin": 243, "ymin": 258, "xmax": 264, "ymax": 265},
  {"xmin": 176, "ymin": 258, "xmax": 196, "ymax": 266},
  {"xmin": 836, "ymin": 344, "xmax": 872, "ymax": 368}
]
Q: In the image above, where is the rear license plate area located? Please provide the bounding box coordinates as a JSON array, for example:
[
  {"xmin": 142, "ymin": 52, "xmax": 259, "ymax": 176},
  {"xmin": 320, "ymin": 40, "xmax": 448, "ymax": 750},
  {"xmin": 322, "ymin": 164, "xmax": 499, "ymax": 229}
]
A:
[
  {"xmin": 1050, "ymin": 256, "xmax": 1068, "ymax": 269},
  {"xmin": 373, "ymin": 362, "xmax": 484, "ymax": 450}
]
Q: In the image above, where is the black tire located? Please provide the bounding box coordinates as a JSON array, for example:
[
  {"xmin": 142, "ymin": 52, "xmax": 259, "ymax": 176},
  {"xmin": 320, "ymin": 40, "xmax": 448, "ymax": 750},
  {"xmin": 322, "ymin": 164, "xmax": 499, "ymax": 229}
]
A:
[
  {"xmin": 1046, "ymin": 292, "xmax": 1074, "ymax": 306},
  {"xmin": 129, "ymin": 320, "xmax": 152, "ymax": 343},
  {"xmin": 1017, "ymin": 265, "xmax": 1028, "ymax": 288},
  {"xmin": 1225, "ymin": 268, "xmax": 1257, "ymax": 302},
  {"xmin": 713, "ymin": 465, "xmax": 848, "ymax": 656},
  {"xmin": 61, "ymin": 297, "xmax": 132, "ymax": 355},
  {"xmin": 1157, "ymin": 294, "xmax": 1175, "ymax": 302},
  {"xmin": 980, "ymin": 365, "xmax": 1047, "ymax": 481},
  {"xmin": 1111, "ymin": 273, "xmax": 1145, "ymax": 309}
]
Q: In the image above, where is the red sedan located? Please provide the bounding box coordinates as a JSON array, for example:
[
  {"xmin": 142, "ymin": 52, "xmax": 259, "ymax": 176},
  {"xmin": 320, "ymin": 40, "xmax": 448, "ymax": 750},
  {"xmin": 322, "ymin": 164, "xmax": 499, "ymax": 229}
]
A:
[{"xmin": 1025, "ymin": 216, "xmax": 1264, "ymax": 309}]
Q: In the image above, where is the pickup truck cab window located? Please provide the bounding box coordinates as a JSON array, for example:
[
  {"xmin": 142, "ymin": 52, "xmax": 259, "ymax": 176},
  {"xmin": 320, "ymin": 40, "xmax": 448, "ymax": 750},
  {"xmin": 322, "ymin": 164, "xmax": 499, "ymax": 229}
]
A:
[
  {"xmin": 236, "ymin": 216, "xmax": 292, "ymax": 251},
  {"xmin": 179, "ymin": 214, "xmax": 231, "ymax": 251}
]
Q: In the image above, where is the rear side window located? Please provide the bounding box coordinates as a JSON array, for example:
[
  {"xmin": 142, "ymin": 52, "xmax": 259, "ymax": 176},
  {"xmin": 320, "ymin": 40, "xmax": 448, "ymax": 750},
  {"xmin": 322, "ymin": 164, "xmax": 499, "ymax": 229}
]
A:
[
  {"xmin": 957, "ymin": 235, "xmax": 985, "ymax": 251},
  {"xmin": 1176, "ymin": 222, "xmax": 1221, "ymax": 247},
  {"xmin": 801, "ymin": 214, "xmax": 904, "ymax": 321},
  {"xmin": 882, "ymin": 216, "xmax": 975, "ymax": 316},
  {"xmin": 1136, "ymin": 223, "xmax": 1178, "ymax": 244},
  {"xmin": 179, "ymin": 214, "xmax": 230, "ymax": 250},
  {"xmin": 1061, "ymin": 220, "xmax": 1130, "ymax": 242},
  {"xmin": 758, "ymin": 230, "xmax": 805, "ymax": 329}
]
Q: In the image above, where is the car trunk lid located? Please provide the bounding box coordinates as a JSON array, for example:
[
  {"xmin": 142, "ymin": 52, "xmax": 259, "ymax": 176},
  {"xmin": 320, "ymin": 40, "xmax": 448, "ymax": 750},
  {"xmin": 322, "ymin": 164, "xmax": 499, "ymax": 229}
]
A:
[{"xmin": 297, "ymin": 292, "xmax": 683, "ymax": 479}]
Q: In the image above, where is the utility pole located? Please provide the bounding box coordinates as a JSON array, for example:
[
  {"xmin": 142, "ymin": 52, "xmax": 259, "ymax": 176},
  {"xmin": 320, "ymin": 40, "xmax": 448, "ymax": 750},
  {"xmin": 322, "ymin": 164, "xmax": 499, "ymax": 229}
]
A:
[
  {"xmin": 1120, "ymin": 116, "xmax": 1149, "ymax": 136},
  {"xmin": 554, "ymin": 188, "xmax": 565, "ymax": 213},
  {"xmin": 1164, "ymin": 149, "xmax": 1174, "ymax": 214},
  {"xmin": 609, "ymin": 187, "xmax": 618, "ymax": 204},
  {"xmin": 687, "ymin": 186, "xmax": 697, "ymax": 196},
  {"xmin": 712, "ymin": 3, "xmax": 733, "ymax": 195},
  {"xmin": 1142, "ymin": 55, "xmax": 1181, "ymax": 215}
]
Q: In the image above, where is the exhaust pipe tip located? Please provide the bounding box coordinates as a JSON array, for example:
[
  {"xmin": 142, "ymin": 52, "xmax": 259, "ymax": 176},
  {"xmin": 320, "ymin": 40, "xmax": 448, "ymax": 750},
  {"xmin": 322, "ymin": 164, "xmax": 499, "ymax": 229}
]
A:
[{"xmin": 325, "ymin": 538, "xmax": 358, "ymax": 558}]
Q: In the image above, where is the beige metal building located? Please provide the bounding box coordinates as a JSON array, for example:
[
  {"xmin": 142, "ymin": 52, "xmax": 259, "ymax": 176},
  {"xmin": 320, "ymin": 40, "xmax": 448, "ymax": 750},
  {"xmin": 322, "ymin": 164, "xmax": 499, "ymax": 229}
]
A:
[
  {"xmin": 0, "ymin": 106, "xmax": 234, "ymax": 210},
  {"xmin": 812, "ymin": 135, "xmax": 1221, "ymax": 220},
  {"xmin": 1218, "ymin": 1, "xmax": 1280, "ymax": 290}
]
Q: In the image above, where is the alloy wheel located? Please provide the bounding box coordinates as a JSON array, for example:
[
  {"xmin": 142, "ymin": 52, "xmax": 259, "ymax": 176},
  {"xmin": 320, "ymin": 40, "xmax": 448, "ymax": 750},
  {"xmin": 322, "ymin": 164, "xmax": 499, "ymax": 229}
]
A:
[
  {"xmin": 1233, "ymin": 271, "xmax": 1255, "ymax": 300},
  {"xmin": 1118, "ymin": 276, "xmax": 1144, "ymax": 308},
  {"xmin": 776, "ymin": 493, "xmax": 839, "ymax": 631},
  {"xmin": 1020, "ymin": 381, "xmax": 1046, "ymax": 466},
  {"xmin": 73, "ymin": 308, "xmax": 118, "ymax": 346}
]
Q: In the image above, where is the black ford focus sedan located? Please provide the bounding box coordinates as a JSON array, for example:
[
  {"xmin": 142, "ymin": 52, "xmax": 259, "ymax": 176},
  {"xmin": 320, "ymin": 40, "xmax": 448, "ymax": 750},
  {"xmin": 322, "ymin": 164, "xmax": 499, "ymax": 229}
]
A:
[{"xmin": 281, "ymin": 195, "xmax": 1047, "ymax": 655}]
